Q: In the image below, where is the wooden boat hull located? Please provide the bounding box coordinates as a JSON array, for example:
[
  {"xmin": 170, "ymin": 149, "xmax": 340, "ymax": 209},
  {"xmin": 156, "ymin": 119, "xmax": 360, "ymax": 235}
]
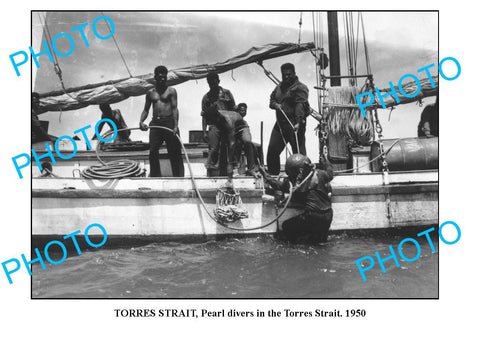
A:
[{"xmin": 32, "ymin": 170, "xmax": 438, "ymax": 246}]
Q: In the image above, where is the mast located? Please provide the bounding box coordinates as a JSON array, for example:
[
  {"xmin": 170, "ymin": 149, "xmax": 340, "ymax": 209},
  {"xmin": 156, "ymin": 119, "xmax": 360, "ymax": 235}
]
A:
[
  {"xmin": 327, "ymin": 12, "xmax": 341, "ymax": 87},
  {"xmin": 325, "ymin": 11, "xmax": 348, "ymax": 170}
]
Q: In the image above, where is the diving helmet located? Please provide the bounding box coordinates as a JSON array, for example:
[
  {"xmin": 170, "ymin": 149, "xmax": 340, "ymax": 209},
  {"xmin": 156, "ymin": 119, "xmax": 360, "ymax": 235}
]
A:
[{"xmin": 285, "ymin": 154, "xmax": 313, "ymax": 183}]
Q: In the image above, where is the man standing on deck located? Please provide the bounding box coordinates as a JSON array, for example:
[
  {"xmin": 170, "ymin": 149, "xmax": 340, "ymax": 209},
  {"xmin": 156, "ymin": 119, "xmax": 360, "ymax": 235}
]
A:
[
  {"xmin": 267, "ymin": 63, "xmax": 309, "ymax": 175},
  {"xmin": 233, "ymin": 103, "xmax": 248, "ymax": 173},
  {"xmin": 260, "ymin": 154, "xmax": 333, "ymax": 244},
  {"xmin": 201, "ymin": 71, "xmax": 236, "ymax": 175},
  {"xmin": 93, "ymin": 104, "xmax": 131, "ymax": 143},
  {"xmin": 139, "ymin": 65, "xmax": 185, "ymax": 177},
  {"xmin": 204, "ymin": 107, "xmax": 259, "ymax": 178},
  {"xmin": 417, "ymin": 96, "xmax": 439, "ymax": 138}
]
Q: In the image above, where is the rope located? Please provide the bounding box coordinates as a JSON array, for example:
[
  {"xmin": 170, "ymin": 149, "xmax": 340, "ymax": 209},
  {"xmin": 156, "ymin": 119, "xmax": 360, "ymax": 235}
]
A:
[
  {"xmin": 225, "ymin": 170, "xmax": 314, "ymax": 231},
  {"xmin": 276, "ymin": 122, "xmax": 293, "ymax": 157},
  {"xmin": 297, "ymin": 12, "xmax": 303, "ymax": 45},
  {"xmin": 278, "ymin": 108, "xmax": 300, "ymax": 153},
  {"xmin": 37, "ymin": 13, "xmax": 87, "ymax": 104},
  {"xmin": 257, "ymin": 62, "xmax": 281, "ymax": 84},
  {"xmin": 39, "ymin": 168, "xmax": 60, "ymax": 178},
  {"xmin": 333, "ymin": 139, "xmax": 400, "ymax": 173},
  {"xmin": 101, "ymin": 12, "xmax": 133, "ymax": 78},
  {"xmin": 81, "ymin": 159, "xmax": 144, "ymax": 178},
  {"xmin": 255, "ymin": 62, "xmax": 300, "ymax": 158},
  {"xmin": 360, "ymin": 13, "xmax": 372, "ymax": 76},
  {"xmin": 81, "ymin": 126, "xmax": 314, "ymax": 231},
  {"xmin": 37, "ymin": 13, "xmax": 61, "ymax": 72}
]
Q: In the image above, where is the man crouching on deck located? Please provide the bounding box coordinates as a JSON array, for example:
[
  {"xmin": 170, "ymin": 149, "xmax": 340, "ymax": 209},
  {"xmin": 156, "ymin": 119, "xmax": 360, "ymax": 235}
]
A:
[
  {"xmin": 260, "ymin": 154, "xmax": 333, "ymax": 244},
  {"xmin": 139, "ymin": 65, "xmax": 185, "ymax": 177},
  {"xmin": 204, "ymin": 106, "xmax": 260, "ymax": 179}
]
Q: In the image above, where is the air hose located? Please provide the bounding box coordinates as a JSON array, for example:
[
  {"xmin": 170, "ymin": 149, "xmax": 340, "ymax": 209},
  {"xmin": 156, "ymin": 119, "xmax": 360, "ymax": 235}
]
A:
[{"xmin": 81, "ymin": 126, "xmax": 314, "ymax": 231}]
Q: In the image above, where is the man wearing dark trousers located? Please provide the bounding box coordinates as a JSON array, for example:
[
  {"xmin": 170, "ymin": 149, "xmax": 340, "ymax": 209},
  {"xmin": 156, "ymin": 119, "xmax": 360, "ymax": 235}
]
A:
[
  {"xmin": 31, "ymin": 92, "xmax": 52, "ymax": 144},
  {"xmin": 139, "ymin": 65, "xmax": 184, "ymax": 177},
  {"xmin": 417, "ymin": 96, "xmax": 438, "ymax": 138},
  {"xmin": 267, "ymin": 63, "xmax": 309, "ymax": 175},
  {"xmin": 204, "ymin": 107, "xmax": 259, "ymax": 178},
  {"xmin": 201, "ymin": 71, "xmax": 236, "ymax": 175}
]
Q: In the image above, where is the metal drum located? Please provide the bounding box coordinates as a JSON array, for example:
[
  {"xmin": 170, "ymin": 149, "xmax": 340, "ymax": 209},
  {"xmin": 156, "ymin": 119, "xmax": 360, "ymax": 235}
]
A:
[{"xmin": 370, "ymin": 137, "xmax": 438, "ymax": 172}]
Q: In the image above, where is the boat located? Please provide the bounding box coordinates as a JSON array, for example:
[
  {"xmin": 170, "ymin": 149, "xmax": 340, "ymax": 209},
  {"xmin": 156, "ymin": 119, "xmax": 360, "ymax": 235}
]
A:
[{"xmin": 31, "ymin": 12, "xmax": 438, "ymax": 248}]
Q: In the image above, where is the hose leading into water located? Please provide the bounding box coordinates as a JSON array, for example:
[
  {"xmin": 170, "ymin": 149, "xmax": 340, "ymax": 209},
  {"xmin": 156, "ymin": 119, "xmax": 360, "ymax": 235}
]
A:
[{"xmin": 82, "ymin": 126, "xmax": 312, "ymax": 231}]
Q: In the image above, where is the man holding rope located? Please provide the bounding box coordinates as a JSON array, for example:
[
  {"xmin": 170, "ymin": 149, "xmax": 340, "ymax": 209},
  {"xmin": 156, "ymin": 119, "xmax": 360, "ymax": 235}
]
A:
[
  {"xmin": 139, "ymin": 65, "xmax": 185, "ymax": 177},
  {"xmin": 267, "ymin": 63, "xmax": 309, "ymax": 175}
]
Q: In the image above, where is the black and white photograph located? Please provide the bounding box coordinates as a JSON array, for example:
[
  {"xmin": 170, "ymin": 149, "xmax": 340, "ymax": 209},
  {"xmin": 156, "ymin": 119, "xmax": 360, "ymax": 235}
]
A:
[
  {"xmin": 29, "ymin": 11, "xmax": 440, "ymax": 299},
  {"xmin": 4, "ymin": 1, "xmax": 480, "ymax": 338}
]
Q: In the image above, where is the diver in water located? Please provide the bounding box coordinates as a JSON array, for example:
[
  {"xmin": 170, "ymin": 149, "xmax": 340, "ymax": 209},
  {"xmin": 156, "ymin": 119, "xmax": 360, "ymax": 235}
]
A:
[{"xmin": 260, "ymin": 154, "xmax": 333, "ymax": 244}]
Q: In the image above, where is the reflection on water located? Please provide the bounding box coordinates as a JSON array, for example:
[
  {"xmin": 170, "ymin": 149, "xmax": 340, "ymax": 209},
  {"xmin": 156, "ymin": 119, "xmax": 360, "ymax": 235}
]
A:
[{"xmin": 32, "ymin": 231, "xmax": 438, "ymax": 298}]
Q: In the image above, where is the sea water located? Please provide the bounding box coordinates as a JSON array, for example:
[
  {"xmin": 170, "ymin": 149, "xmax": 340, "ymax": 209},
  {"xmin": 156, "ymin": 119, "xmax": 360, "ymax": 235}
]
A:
[{"xmin": 31, "ymin": 229, "xmax": 439, "ymax": 299}]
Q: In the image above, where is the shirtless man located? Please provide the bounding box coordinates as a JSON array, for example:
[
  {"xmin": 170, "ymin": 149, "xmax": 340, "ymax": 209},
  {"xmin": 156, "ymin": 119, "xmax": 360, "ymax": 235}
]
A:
[
  {"xmin": 139, "ymin": 65, "xmax": 184, "ymax": 177},
  {"xmin": 201, "ymin": 71, "xmax": 236, "ymax": 175},
  {"xmin": 93, "ymin": 104, "xmax": 131, "ymax": 143},
  {"xmin": 204, "ymin": 106, "xmax": 259, "ymax": 178}
]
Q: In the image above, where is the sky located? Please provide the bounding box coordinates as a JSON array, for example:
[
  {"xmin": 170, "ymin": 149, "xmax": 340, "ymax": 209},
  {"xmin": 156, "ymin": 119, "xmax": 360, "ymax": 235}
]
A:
[
  {"xmin": 3, "ymin": 2, "xmax": 479, "ymax": 338},
  {"xmin": 32, "ymin": 11, "xmax": 438, "ymax": 159}
]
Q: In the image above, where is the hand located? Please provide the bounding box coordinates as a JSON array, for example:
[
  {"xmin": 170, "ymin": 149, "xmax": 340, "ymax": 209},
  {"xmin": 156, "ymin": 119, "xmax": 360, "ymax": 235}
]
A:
[
  {"xmin": 227, "ymin": 164, "xmax": 234, "ymax": 179},
  {"xmin": 257, "ymin": 165, "xmax": 268, "ymax": 178},
  {"xmin": 293, "ymin": 123, "xmax": 300, "ymax": 132},
  {"xmin": 172, "ymin": 126, "xmax": 179, "ymax": 135},
  {"xmin": 274, "ymin": 102, "xmax": 282, "ymax": 111},
  {"xmin": 203, "ymin": 132, "xmax": 209, "ymax": 143},
  {"xmin": 426, "ymin": 134, "xmax": 434, "ymax": 138},
  {"xmin": 139, "ymin": 122, "xmax": 148, "ymax": 131},
  {"xmin": 224, "ymin": 178, "xmax": 234, "ymax": 189}
]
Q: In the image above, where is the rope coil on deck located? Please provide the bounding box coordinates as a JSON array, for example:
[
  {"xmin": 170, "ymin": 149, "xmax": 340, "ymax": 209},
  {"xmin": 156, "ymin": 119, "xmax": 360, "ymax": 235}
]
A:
[{"xmin": 81, "ymin": 159, "xmax": 145, "ymax": 179}]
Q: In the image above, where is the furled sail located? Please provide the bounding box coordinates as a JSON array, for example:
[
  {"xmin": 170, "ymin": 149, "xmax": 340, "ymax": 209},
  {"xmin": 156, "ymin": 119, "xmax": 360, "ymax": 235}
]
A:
[
  {"xmin": 376, "ymin": 75, "xmax": 438, "ymax": 108},
  {"xmin": 37, "ymin": 42, "xmax": 315, "ymax": 114}
]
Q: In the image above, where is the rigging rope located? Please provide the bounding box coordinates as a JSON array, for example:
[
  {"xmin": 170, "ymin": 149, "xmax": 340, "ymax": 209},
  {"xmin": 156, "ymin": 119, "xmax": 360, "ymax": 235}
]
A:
[
  {"xmin": 101, "ymin": 12, "xmax": 133, "ymax": 78},
  {"xmin": 297, "ymin": 12, "xmax": 303, "ymax": 45},
  {"xmin": 312, "ymin": 12, "xmax": 328, "ymax": 158},
  {"xmin": 333, "ymin": 139, "xmax": 400, "ymax": 173},
  {"xmin": 360, "ymin": 13, "xmax": 372, "ymax": 76},
  {"xmin": 37, "ymin": 13, "xmax": 88, "ymax": 104}
]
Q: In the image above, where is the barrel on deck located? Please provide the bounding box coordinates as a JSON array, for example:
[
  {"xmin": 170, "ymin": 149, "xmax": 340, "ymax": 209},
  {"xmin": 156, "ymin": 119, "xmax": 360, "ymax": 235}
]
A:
[{"xmin": 371, "ymin": 137, "xmax": 438, "ymax": 172}]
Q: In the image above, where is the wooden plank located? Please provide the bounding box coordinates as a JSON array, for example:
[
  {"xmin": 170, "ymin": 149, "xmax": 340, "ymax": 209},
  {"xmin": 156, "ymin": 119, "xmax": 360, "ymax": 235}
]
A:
[
  {"xmin": 32, "ymin": 197, "xmax": 276, "ymax": 236},
  {"xmin": 32, "ymin": 176, "xmax": 262, "ymax": 190},
  {"xmin": 32, "ymin": 171, "xmax": 437, "ymax": 191},
  {"xmin": 32, "ymin": 188, "xmax": 263, "ymax": 199},
  {"xmin": 332, "ymin": 183, "xmax": 438, "ymax": 196}
]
